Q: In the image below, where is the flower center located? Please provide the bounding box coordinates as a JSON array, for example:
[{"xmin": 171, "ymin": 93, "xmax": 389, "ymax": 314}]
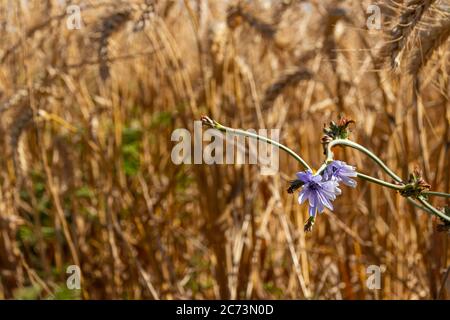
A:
[{"xmin": 309, "ymin": 182, "xmax": 320, "ymax": 190}]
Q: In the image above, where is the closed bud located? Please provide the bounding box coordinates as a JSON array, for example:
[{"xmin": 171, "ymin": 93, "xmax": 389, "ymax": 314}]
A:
[{"xmin": 323, "ymin": 116, "xmax": 355, "ymax": 141}]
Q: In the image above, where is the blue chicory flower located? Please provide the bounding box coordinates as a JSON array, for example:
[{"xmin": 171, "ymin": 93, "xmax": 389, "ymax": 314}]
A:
[
  {"xmin": 323, "ymin": 160, "xmax": 357, "ymax": 188},
  {"xmin": 297, "ymin": 170, "xmax": 341, "ymax": 217}
]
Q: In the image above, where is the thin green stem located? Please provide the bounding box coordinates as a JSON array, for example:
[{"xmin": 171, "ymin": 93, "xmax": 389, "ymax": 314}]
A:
[
  {"xmin": 422, "ymin": 191, "xmax": 450, "ymax": 199},
  {"xmin": 202, "ymin": 117, "xmax": 450, "ymax": 222},
  {"xmin": 315, "ymin": 163, "xmax": 328, "ymax": 176},
  {"xmin": 324, "ymin": 139, "xmax": 450, "ymax": 222},
  {"xmin": 357, "ymin": 172, "xmax": 442, "ymax": 217},
  {"xmin": 205, "ymin": 118, "xmax": 312, "ymax": 171},
  {"xmin": 326, "ymin": 139, "xmax": 403, "ymax": 183},
  {"xmin": 356, "ymin": 172, "xmax": 404, "ymax": 191},
  {"xmin": 406, "ymin": 198, "xmax": 435, "ymax": 216},
  {"xmin": 417, "ymin": 196, "xmax": 450, "ymax": 221}
]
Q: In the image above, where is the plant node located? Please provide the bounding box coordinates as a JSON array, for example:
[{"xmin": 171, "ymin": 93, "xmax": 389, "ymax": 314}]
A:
[{"xmin": 399, "ymin": 168, "xmax": 431, "ymax": 199}]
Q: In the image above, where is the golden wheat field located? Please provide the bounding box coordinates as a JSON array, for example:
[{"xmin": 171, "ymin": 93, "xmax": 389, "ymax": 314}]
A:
[{"xmin": 0, "ymin": 0, "xmax": 449, "ymax": 300}]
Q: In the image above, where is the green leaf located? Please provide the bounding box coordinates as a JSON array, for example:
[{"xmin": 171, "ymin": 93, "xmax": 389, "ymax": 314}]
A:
[
  {"xmin": 122, "ymin": 127, "xmax": 142, "ymax": 177},
  {"xmin": 47, "ymin": 286, "xmax": 81, "ymax": 300},
  {"xmin": 13, "ymin": 285, "xmax": 42, "ymax": 300},
  {"xmin": 75, "ymin": 186, "xmax": 94, "ymax": 198},
  {"xmin": 151, "ymin": 111, "xmax": 172, "ymax": 128},
  {"xmin": 17, "ymin": 226, "xmax": 36, "ymax": 245}
]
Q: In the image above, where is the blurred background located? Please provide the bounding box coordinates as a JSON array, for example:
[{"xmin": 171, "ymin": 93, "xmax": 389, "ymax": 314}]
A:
[{"xmin": 0, "ymin": 0, "xmax": 449, "ymax": 299}]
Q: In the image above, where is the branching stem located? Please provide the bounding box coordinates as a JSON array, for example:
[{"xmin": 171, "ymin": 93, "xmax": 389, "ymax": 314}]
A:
[{"xmin": 202, "ymin": 117, "xmax": 450, "ymax": 223}]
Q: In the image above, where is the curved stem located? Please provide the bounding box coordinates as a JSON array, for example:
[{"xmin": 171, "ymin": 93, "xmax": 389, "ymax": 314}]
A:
[
  {"xmin": 315, "ymin": 163, "xmax": 328, "ymax": 176},
  {"xmin": 356, "ymin": 173, "xmax": 446, "ymax": 218},
  {"xmin": 206, "ymin": 118, "xmax": 312, "ymax": 171},
  {"xmin": 417, "ymin": 196, "xmax": 450, "ymax": 221},
  {"xmin": 406, "ymin": 198, "xmax": 435, "ymax": 215},
  {"xmin": 202, "ymin": 117, "xmax": 450, "ymax": 222},
  {"xmin": 326, "ymin": 139, "xmax": 403, "ymax": 183},
  {"xmin": 325, "ymin": 139, "xmax": 450, "ymax": 222},
  {"xmin": 359, "ymin": 173, "xmax": 449, "ymax": 220}
]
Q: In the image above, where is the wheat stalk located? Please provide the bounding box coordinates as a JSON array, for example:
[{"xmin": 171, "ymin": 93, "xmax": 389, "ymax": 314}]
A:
[
  {"xmin": 95, "ymin": 10, "xmax": 131, "ymax": 81},
  {"xmin": 408, "ymin": 14, "xmax": 450, "ymax": 74},
  {"xmin": 380, "ymin": 0, "xmax": 437, "ymax": 69},
  {"xmin": 226, "ymin": 3, "xmax": 276, "ymax": 39},
  {"xmin": 261, "ymin": 68, "xmax": 312, "ymax": 110}
]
